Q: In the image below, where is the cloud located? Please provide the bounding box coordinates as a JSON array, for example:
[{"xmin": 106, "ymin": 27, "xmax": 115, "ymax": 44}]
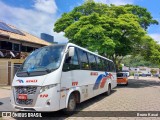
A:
[
  {"xmin": 149, "ymin": 33, "xmax": 160, "ymax": 43},
  {"xmin": 34, "ymin": 0, "xmax": 57, "ymax": 14},
  {"xmin": 94, "ymin": 0, "xmax": 134, "ymax": 5},
  {"xmin": 0, "ymin": 0, "xmax": 68, "ymax": 43}
]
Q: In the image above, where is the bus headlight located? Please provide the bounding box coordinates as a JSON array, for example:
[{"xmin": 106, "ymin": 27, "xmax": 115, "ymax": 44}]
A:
[{"xmin": 40, "ymin": 84, "xmax": 57, "ymax": 93}]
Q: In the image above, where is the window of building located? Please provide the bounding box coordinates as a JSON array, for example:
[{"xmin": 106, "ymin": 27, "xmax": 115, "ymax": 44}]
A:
[
  {"xmin": 0, "ymin": 41, "xmax": 1, "ymax": 49},
  {"xmin": 13, "ymin": 43, "xmax": 20, "ymax": 51},
  {"xmin": 1, "ymin": 41, "xmax": 12, "ymax": 50},
  {"xmin": 88, "ymin": 53, "xmax": 97, "ymax": 70},
  {"xmin": 27, "ymin": 47, "xmax": 34, "ymax": 52},
  {"xmin": 21, "ymin": 45, "xmax": 27, "ymax": 52}
]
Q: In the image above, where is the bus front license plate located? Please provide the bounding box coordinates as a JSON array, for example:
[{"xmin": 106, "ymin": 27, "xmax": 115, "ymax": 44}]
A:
[{"xmin": 18, "ymin": 94, "xmax": 27, "ymax": 100}]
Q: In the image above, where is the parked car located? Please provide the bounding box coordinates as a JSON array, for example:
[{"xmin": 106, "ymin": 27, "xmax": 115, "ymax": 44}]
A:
[
  {"xmin": 153, "ymin": 74, "xmax": 159, "ymax": 77},
  {"xmin": 117, "ymin": 72, "xmax": 128, "ymax": 85},
  {"xmin": 141, "ymin": 73, "xmax": 147, "ymax": 77},
  {"xmin": 122, "ymin": 70, "xmax": 130, "ymax": 77},
  {"xmin": 146, "ymin": 73, "xmax": 151, "ymax": 77}
]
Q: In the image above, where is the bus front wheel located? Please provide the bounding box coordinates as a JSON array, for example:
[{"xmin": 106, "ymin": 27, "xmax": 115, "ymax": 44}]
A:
[{"xmin": 64, "ymin": 94, "xmax": 76, "ymax": 114}]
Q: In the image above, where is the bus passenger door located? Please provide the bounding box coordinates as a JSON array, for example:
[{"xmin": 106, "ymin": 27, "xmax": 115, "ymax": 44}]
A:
[
  {"xmin": 60, "ymin": 55, "xmax": 72, "ymax": 109},
  {"xmin": 60, "ymin": 47, "xmax": 80, "ymax": 109}
]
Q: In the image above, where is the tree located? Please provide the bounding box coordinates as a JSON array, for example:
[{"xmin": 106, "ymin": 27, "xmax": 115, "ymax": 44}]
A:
[
  {"xmin": 122, "ymin": 37, "xmax": 160, "ymax": 68},
  {"xmin": 54, "ymin": 1, "xmax": 159, "ymax": 69},
  {"xmin": 136, "ymin": 36, "xmax": 160, "ymax": 67},
  {"xmin": 122, "ymin": 55, "xmax": 159, "ymax": 68},
  {"xmin": 150, "ymin": 69, "xmax": 157, "ymax": 75}
]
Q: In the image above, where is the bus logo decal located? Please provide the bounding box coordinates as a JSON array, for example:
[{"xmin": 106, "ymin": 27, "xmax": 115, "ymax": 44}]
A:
[
  {"xmin": 93, "ymin": 72, "xmax": 113, "ymax": 90},
  {"xmin": 26, "ymin": 80, "xmax": 38, "ymax": 83},
  {"xmin": 16, "ymin": 79, "xmax": 24, "ymax": 83},
  {"xmin": 90, "ymin": 72, "xmax": 98, "ymax": 76}
]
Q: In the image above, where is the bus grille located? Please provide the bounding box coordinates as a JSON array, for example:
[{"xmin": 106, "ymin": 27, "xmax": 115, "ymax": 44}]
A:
[
  {"xmin": 16, "ymin": 98, "xmax": 33, "ymax": 105},
  {"xmin": 15, "ymin": 86, "xmax": 37, "ymax": 94},
  {"xmin": 14, "ymin": 86, "xmax": 38, "ymax": 106}
]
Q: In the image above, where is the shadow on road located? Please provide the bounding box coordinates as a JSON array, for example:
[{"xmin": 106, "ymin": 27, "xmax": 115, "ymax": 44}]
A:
[
  {"xmin": 117, "ymin": 79, "xmax": 160, "ymax": 89},
  {"xmin": 0, "ymin": 97, "xmax": 14, "ymax": 111},
  {"xmin": 76, "ymin": 89, "xmax": 116, "ymax": 111}
]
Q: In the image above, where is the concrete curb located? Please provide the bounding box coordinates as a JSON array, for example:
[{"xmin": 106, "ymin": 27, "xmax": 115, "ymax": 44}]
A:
[{"xmin": 0, "ymin": 86, "xmax": 11, "ymax": 90}]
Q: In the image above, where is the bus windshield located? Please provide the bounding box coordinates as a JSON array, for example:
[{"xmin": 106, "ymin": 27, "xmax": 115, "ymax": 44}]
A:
[{"xmin": 18, "ymin": 45, "xmax": 65, "ymax": 74}]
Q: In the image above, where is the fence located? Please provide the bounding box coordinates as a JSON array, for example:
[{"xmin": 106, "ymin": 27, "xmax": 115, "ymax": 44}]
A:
[{"xmin": 0, "ymin": 60, "xmax": 23, "ymax": 85}]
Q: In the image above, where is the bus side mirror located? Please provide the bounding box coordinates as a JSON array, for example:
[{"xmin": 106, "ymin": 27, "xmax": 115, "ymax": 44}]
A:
[{"xmin": 68, "ymin": 47, "xmax": 75, "ymax": 57}]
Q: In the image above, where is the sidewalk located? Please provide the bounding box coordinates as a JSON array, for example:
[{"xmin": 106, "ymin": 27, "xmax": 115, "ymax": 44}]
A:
[
  {"xmin": 0, "ymin": 87, "xmax": 11, "ymax": 99},
  {"xmin": 0, "ymin": 86, "xmax": 11, "ymax": 100},
  {"xmin": 129, "ymin": 76, "xmax": 159, "ymax": 81},
  {"xmin": 0, "ymin": 86, "xmax": 11, "ymax": 90}
]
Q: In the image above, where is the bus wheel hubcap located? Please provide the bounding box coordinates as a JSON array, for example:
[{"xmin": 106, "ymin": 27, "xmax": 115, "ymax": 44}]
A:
[
  {"xmin": 108, "ymin": 87, "xmax": 110, "ymax": 94},
  {"xmin": 69, "ymin": 98, "xmax": 75, "ymax": 110}
]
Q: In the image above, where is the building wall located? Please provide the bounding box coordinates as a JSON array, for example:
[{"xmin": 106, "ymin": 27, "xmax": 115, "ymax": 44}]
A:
[{"xmin": 41, "ymin": 33, "xmax": 54, "ymax": 43}]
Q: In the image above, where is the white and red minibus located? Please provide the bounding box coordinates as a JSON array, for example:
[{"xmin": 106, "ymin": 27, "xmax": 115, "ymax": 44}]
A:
[{"xmin": 11, "ymin": 43, "xmax": 117, "ymax": 112}]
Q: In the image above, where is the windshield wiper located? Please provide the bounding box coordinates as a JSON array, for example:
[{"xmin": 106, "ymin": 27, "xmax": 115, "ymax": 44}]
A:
[
  {"xmin": 16, "ymin": 68, "xmax": 55, "ymax": 77},
  {"xmin": 16, "ymin": 71, "xmax": 30, "ymax": 77},
  {"xmin": 44, "ymin": 68, "xmax": 51, "ymax": 73},
  {"xmin": 26, "ymin": 71, "xmax": 30, "ymax": 76}
]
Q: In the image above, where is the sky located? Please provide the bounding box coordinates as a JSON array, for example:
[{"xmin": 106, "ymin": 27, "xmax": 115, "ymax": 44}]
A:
[{"xmin": 0, "ymin": 0, "xmax": 160, "ymax": 43}]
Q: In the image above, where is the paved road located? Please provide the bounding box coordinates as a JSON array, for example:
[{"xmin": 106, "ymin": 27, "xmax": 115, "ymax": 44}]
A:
[
  {"xmin": 78, "ymin": 77, "xmax": 160, "ymax": 111},
  {"xmin": 0, "ymin": 77, "xmax": 160, "ymax": 119},
  {"xmin": 0, "ymin": 88, "xmax": 14, "ymax": 111}
]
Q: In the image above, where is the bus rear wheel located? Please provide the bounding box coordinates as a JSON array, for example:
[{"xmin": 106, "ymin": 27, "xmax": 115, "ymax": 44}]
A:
[
  {"xmin": 125, "ymin": 82, "xmax": 128, "ymax": 86},
  {"xmin": 107, "ymin": 84, "xmax": 111, "ymax": 96}
]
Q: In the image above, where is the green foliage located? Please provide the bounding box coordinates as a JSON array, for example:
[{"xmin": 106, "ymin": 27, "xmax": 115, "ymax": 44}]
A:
[
  {"xmin": 122, "ymin": 55, "xmax": 159, "ymax": 68},
  {"xmin": 123, "ymin": 4, "xmax": 158, "ymax": 30},
  {"xmin": 150, "ymin": 69, "xmax": 157, "ymax": 75},
  {"xmin": 54, "ymin": 1, "xmax": 159, "ymax": 68},
  {"xmin": 136, "ymin": 36, "xmax": 160, "ymax": 66},
  {"xmin": 119, "ymin": 64, "xmax": 123, "ymax": 71}
]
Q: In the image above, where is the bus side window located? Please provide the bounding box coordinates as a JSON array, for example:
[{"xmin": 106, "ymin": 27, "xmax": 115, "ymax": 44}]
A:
[
  {"xmin": 108, "ymin": 61, "xmax": 111, "ymax": 72},
  {"xmin": 100, "ymin": 58, "xmax": 105, "ymax": 71},
  {"xmin": 63, "ymin": 48, "xmax": 80, "ymax": 71},
  {"xmin": 104, "ymin": 60, "xmax": 109, "ymax": 72},
  {"xmin": 78, "ymin": 49, "xmax": 90, "ymax": 70},
  {"xmin": 109, "ymin": 62, "xmax": 115, "ymax": 72},
  {"xmin": 96, "ymin": 57, "xmax": 104, "ymax": 71},
  {"xmin": 96, "ymin": 57, "xmax": 100, "ymax": 71},
  {"xmin": 113, "ymin": 62, "xmax": 116, "ymax": 72},
  {"xmin": 88, "ymin": 53, "xmax": 97, "ymax": 71},
  {"xmin": 109, "ymin": 61, "xmax": 112, "ymax": 72},
  {"xmin": 111, "ymin": 62, "xmax": 115, "ymax": 72}
]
